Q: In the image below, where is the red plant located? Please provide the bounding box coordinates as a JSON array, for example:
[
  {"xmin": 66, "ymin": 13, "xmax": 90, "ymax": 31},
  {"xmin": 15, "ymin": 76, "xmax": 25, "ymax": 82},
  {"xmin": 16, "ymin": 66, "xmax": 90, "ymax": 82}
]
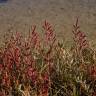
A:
[
  {"xmin": 88, "ymin": 65, "xmax": 96, "ymax": 80},
  {"xmin": 41, "ymin": 72, "xmax": 50, "ymax": 96},
  {"xmin": 3, "ymin": 48, "xmax": 13, "ymax": 69},
  {"xmin": 14, "ymin": 47, "xmax": 21, "ymax": 67},
  {"xmin": 43, "ymin": 20, "xmax": 56, "ymax": 47},
  {"xmin": 3, "ymin": 43, "xmax": 21, "ymax": 69},
  {"xmin": 27, "ymin": 66, "xmax": 37, "ymax": 85},
  {"xmin": 0, "ymin": 20, "xmax": 93, "ymax": 96},
  {"xmin": 42, "ymin": 20, "xmax": 56, "ymax": 75},
  {"xmin": 29, "ymin": 25, "xmax": 41, "ymax": 50},
  {"xmin": 2, "ymin": 69, "xmax": 10, "ymax": 89},
  {"xmin": 72, "ymin": 18, "xmax": 89, "ymax": 52},
  {"xmin": 0, "ymin": 64, "xmax": 3, "ymax": 70},
  {"xmin": 37, "ymin": 72, "xmax": 50, "ymax": 96},
  {"xmin": 15, "ymin": 32, "xmax": 22, "ymax": 46}
]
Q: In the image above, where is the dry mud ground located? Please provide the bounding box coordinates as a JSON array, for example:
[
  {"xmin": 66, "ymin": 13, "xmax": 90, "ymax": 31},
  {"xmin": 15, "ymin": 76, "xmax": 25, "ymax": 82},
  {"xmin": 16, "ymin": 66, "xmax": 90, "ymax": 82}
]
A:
[{"xmin": 0, "ymin": 0, "xmax": 96, "ymax": 47}]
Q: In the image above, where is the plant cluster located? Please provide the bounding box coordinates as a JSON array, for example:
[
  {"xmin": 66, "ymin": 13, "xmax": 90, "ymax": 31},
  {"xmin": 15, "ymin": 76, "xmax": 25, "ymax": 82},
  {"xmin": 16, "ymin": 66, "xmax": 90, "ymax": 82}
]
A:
[{"xmin": 0, "ymin": 19, "xmax": 96, "ymax": 96}]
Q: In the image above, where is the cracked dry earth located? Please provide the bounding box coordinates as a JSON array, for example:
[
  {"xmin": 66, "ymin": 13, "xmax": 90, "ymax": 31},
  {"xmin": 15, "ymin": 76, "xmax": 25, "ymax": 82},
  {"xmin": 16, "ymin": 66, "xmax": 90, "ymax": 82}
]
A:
[{"xmin": 0, "ymin": 0, "xmax": 96, "ymax": 46}]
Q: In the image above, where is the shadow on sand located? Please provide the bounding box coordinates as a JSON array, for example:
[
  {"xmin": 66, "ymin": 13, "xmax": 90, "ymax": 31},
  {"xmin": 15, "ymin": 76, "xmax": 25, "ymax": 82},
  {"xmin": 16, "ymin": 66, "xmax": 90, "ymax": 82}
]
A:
[{"xmin": 0, "ymin": 0, "xmax": 8, "ymax": 3}]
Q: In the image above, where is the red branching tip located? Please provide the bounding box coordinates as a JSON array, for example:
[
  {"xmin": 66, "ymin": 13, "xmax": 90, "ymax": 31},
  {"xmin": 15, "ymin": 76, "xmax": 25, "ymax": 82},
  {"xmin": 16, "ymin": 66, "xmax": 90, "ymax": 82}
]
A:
[
  {"xmin": 29, "ymin": 25, "xmax": 41, "ymax": 50},
  {"xmin": 76, "ymin": 18, "xmax": 79, "ymax": 27},
  {"xmin": 72, "ymin": 19, "xmax": 89, "ymax": 51},
  {"xmin": 31, "ymin": 25, "xmax": 36, "ymax": 34},
  {"xmin": 43, "ymin": 20, "xmax": 56, "ymax": 47}
]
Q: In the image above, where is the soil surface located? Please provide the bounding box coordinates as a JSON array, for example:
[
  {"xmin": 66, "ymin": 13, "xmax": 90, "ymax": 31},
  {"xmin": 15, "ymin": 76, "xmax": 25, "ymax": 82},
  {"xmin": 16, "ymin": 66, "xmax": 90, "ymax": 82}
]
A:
[{"xmin": 0, "ymin": 0, "xmax": 96, "ymax": 46}]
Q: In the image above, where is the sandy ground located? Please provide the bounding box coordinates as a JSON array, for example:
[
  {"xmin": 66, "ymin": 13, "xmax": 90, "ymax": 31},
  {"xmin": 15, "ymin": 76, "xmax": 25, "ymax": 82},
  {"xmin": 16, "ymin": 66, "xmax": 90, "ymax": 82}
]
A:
[{"xmin": 0, "ymin": 0, "xmax": 96, "ymax": 46}]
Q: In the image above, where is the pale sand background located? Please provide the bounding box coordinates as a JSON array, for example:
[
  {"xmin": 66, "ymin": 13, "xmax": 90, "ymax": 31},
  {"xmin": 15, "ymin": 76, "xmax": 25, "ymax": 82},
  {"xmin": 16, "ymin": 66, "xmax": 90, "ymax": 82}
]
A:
[{"xmin": 0, "ymin": 0, "xmax": 96, "ymax": 46}]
